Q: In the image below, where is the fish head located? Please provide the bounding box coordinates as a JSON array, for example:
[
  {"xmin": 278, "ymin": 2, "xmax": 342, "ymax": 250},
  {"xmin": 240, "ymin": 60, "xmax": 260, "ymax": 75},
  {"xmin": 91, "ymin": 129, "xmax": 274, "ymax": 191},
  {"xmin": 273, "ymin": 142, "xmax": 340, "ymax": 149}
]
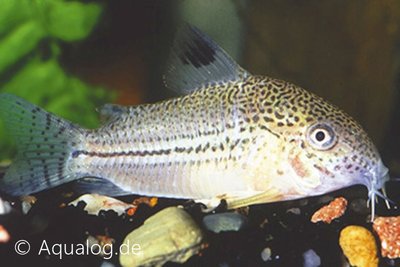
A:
[
  {"xmin": 295, "ymin": 117, "xmax": 388, "ymax": 194},
  {"xmin": 295, "ymin": 113, "xmax": 390, "ymax": 220},
  {"xmin": 257, "ymin": 77, "xmax": 390, "ymax": 215}
]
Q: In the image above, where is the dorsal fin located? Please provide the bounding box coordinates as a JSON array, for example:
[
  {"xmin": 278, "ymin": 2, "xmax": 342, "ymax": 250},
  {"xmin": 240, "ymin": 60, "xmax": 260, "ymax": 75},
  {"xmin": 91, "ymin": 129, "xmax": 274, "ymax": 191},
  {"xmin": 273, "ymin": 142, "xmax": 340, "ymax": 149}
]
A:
[{"xmin": 164, "ymin": 24, "xmax": 249, "ymax": 94}]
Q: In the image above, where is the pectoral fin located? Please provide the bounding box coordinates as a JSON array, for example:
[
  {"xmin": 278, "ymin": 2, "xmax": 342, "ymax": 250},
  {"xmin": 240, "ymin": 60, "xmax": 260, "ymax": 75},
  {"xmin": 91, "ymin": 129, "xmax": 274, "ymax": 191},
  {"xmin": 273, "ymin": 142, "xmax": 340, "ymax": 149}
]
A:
[
  {"xmin": 226, "ymin": 189, "xmax": 283, "ymax": 209},
  {"xmin": 197, "ymin": 189, "xmax": 283, "ymax": 211}
]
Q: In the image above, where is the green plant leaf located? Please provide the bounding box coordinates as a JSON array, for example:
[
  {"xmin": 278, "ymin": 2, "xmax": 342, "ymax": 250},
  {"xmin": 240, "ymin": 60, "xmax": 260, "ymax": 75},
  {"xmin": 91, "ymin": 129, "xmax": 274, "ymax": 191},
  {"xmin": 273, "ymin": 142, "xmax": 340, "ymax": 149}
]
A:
[
  {"xmin": 0, "ymin": 0, "xmax": 35, "ymax": 37},
  {"xmin": 46, "ymin": 1, "xmax": 102, "ymax": 41},
  {"xmin": 0, "ymin": 0, "xmax": 112, "ymax": 161},
  {"xmin": 0, "ymin": 21, "xmax": 45, "ymax": 74},
  {"xmin": 3, "ymin": 58, "xmax": 111, "ymax": 127},
  {"xmin": 2, "ymin": 58, "xmax": 66, "ymax": 97}
]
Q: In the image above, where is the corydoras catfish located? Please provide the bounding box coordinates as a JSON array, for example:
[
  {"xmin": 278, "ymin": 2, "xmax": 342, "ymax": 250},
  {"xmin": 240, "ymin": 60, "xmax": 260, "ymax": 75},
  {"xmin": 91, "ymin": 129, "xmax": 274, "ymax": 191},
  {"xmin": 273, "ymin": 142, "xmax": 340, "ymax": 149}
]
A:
[{"xmin": 0, "ymin": 26, "xmax": 392, "ymax": 219}]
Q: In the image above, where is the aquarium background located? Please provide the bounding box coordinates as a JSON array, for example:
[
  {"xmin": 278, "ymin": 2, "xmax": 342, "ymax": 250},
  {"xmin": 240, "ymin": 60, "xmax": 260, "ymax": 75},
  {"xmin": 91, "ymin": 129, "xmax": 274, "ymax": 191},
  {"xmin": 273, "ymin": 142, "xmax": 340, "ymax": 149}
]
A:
[
  {"xmin": 2, "ymin": 0, "xmax": 400, "ymax": 172},
  {"xmin": 1, "ymin": 0, "xmax": 400, "ymax": 266}
]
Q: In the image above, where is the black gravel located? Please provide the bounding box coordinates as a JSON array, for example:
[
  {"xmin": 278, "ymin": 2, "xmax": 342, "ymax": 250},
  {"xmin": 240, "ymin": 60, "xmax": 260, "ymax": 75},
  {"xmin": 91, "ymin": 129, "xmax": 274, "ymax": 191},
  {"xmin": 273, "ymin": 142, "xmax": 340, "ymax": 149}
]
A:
[{"xmin": 0, "ymin": 180, "xmax": 399, "ymax": 267}]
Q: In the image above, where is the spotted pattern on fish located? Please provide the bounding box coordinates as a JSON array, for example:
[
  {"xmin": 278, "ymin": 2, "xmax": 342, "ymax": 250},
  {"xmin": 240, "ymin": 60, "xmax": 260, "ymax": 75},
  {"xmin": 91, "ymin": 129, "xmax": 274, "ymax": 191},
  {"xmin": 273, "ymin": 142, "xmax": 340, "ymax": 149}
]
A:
[
  {"xmin": 79, "ymin": 75, "xmax": 378, "ymax": 169},
  {"xmin": 51, "ymin": 75, "xmax": 376, "ymax": 202},
  {"xmin": 0, "ymin": 25, "xmax": 390, "ymax": 220}
]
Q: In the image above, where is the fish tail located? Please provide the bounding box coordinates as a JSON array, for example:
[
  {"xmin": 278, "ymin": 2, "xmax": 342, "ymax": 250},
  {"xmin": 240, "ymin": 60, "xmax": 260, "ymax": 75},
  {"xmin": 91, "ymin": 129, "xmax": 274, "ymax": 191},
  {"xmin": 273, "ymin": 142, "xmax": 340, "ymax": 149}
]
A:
[{"xmin": 0, "ymin": 93, "xmax": 85, "ymax": 196}]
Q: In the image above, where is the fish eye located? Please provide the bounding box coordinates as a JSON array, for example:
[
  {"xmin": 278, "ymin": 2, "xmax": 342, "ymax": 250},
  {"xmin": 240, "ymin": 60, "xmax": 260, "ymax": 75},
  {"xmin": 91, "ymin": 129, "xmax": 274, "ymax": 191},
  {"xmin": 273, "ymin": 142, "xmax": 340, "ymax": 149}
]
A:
[{"xmin": 306, "ymin": 123, "xmax": 337, "ymax": 150}]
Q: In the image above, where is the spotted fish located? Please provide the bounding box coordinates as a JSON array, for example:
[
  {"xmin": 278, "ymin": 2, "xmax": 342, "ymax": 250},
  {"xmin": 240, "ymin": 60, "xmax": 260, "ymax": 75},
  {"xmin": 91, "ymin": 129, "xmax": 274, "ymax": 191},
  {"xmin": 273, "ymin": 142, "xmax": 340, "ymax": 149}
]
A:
[{"xmin": 0, "ymin": 26, "xmax": 391, "ymax": 218}]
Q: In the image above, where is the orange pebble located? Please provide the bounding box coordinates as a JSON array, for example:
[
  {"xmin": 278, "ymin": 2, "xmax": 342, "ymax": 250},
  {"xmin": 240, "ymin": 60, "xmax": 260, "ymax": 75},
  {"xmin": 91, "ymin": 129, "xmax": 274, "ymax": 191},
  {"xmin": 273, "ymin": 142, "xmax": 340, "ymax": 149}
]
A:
[
  {"xmin": 149, "ymin": 197, "xmax": 158, "ymax": 207},
  {"xmin": 311, "ymin": 197, "xmax": 347, "ymax": 224},
  {"xmin": 373, "ymin": 216, "xmax": 400, "ymax": 259},
  {"xmin": 0, "ymin": 225, "xmax": 10, "ymax": 243},
  {"xmin": 126, "ymin": 207, "xmax": 137, "ymax": 216}
]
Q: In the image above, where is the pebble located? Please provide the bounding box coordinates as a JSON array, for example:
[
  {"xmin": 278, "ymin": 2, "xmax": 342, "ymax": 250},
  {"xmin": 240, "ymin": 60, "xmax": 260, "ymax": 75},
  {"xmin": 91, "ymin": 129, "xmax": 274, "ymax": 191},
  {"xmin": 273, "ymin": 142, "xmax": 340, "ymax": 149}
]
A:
[
  {"xmin": 303, "ymin": 249, "xmax": 321, "ymax": 267},
  {"xmin": 261, "ymin": 247, "xmax": 272, "ymax": 262},
  {"xmin": 286, "ymin": 207, "xmax": 301, "ymax": 215},
  {"xmin": 203, "ymin": 212, "xmax": 248, "ymax": 233},
  {"xmin": 0, "ymin": 225, "xmax": 10, "ymax": 243},
  {"xmin": 311, "ymin": 197, "xmax": 347, "ymax": 224},
  {"xmin": 120, "ymin": 207, "xmax": 203, "ymax": 267},
  {"xmin": 339, "ymin": 225, "xmax": 378, "ymax": 267},
  {"xmin": 0, "ymin": 197, "xmax": 11, "ymax": 215},
  {"xmin": 100, "ymin": 261, "xmax": 116, "ymax": 267},
  {"xmin": 373, "ymin": 216, "xmax": 400, "ymax": 259}
]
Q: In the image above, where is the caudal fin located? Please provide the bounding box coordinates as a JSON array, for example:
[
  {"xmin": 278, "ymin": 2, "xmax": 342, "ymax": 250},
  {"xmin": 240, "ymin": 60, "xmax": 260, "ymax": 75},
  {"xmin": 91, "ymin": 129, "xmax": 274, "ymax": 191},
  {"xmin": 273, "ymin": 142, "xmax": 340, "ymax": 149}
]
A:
[{"xmin": 0, "ymin": 93, "xmax": 85, "ymax": 196}]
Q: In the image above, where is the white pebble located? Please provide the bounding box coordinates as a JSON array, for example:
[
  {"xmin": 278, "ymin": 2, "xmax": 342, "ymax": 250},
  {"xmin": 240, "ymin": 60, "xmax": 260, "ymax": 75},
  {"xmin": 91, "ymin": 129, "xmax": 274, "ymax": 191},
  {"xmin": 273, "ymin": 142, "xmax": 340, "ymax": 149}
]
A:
[
  {"xmin": 286, "ymin": 207, "xmax": 301, "ymax": 215},
  {"xmin": 203, "ymin": 212, "xmax": 247, "ymax": 233},
  {"xmin": 0, "ymin": 197, "xmax": 11, "ymax": 215},
  {"xmin": 261, "ymin": 247, "xmax": 272, "ymax": 262},
  {"xmin": 303, "ymin": 249, "xmax": 321, "ymax": 267},
  {"xmin": 100, "ymin": 261, "xmax": 115, "ymax": 267}
]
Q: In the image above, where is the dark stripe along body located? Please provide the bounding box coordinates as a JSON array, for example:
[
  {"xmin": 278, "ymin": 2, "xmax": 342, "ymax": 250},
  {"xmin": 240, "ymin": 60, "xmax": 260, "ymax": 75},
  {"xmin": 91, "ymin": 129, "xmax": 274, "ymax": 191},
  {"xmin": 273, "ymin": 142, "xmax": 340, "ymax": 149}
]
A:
[
  {"xmin": 0, "ymin": 25, "xmax": 389, "ymax": 215},
  {"xmin": 69, "ymin": 75, "xmax": 381, "ymax": 204}
]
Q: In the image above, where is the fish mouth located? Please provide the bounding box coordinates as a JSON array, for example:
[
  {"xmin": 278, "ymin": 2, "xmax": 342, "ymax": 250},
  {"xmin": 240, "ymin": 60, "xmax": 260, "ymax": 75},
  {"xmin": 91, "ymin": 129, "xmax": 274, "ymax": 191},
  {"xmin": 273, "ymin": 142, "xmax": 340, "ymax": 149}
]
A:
[{"xmin": 364, "ymin": 162, "xmax": 393, "ymax": 221}]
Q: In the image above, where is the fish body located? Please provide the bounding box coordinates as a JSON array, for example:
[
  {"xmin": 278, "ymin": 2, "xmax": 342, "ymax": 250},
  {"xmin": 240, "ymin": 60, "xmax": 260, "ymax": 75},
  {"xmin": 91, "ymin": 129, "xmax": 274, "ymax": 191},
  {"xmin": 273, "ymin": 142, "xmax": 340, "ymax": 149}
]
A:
[{"xmin": 0, "ymin": 26, "xmax": 390, "ymax": 215}]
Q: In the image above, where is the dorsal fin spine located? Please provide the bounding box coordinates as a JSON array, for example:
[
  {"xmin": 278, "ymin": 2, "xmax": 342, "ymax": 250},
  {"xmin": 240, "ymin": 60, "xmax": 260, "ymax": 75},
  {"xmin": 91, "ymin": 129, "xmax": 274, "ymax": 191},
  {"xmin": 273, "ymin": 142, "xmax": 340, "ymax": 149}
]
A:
[{"xmin": 164, "ymin": 24, "xmax": 249, "ymax": 94}]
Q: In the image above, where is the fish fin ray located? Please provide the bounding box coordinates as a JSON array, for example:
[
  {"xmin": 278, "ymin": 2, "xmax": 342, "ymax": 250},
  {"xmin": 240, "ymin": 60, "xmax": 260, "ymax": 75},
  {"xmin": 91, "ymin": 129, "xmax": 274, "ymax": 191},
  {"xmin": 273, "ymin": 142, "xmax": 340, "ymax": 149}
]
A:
[
  {"xmin": 197, "ymin": 189, "xmax": 283, "ymax": 211},
  {"xmin": 73, "ymin": 177, "xmax": 130, "ymax": 196},
  {"xmin": 164, "ymin": 24, "xmax": 249, "ymax": 94},
  {"xmin": 0, "ymin": 93, "xmax": 85, "ymax": 196},
  {"xmin": 225, "ymin": 189, "xmax": 283, "ymax": 209}
]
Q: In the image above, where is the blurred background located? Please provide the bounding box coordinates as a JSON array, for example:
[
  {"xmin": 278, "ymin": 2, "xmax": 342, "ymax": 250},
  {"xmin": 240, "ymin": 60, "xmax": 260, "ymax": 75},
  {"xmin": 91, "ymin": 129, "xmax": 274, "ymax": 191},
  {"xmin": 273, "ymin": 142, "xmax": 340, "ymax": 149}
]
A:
[{"xmin": 1, "ymin": 0, "xmax": 400, "ymax": 176}]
